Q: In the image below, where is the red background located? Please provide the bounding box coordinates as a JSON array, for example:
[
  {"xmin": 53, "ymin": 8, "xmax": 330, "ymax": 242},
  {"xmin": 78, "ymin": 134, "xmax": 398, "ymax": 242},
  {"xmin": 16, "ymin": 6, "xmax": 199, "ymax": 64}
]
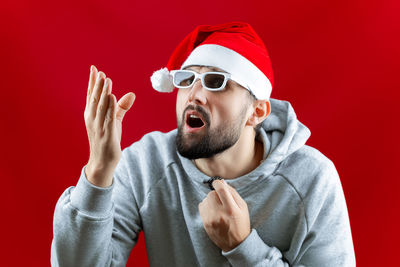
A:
[{"xmin": 1, "ymin": 0, "xmax": 399, "ymax": 266}]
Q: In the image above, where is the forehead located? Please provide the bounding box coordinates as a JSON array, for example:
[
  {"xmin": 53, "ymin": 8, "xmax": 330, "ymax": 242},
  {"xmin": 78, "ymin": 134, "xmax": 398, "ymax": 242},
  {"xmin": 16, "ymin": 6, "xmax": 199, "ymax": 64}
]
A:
[{"xmin": 183, "ymin": 65, "xmax": 228, "ymax": 73}]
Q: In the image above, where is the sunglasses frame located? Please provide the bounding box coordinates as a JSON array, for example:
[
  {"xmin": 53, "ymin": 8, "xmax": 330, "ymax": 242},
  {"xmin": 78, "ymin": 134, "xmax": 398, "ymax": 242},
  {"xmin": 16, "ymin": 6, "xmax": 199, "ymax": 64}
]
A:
[{"xmin": 170, "ymin": 69, "xmax": 232, "ymax": 91}]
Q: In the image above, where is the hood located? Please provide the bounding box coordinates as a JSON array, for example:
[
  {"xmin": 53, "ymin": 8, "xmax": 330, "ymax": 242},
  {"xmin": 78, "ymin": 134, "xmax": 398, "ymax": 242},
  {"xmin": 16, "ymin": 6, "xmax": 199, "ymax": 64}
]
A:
[{"xmin": 260, "ymin": 97, "xmax": 311, "ymax": 164}]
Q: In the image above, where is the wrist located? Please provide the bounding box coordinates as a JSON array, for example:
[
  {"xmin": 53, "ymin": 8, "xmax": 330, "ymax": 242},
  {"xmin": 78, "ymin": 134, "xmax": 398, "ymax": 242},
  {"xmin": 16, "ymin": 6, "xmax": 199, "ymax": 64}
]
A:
[
  {"xmin": 85, "ymin": 163, "xmax": 114, "ymax": 188},
  {"xmin": 223, "ymin": 229, "xmax": 252, "ymax": 252}
]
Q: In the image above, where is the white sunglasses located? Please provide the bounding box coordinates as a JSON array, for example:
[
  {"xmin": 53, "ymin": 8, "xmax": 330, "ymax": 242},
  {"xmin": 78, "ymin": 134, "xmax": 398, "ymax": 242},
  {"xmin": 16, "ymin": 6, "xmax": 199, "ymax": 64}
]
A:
[{"xmin": 170, "ymin": 70, "xmax": 232, "ymax": 91}]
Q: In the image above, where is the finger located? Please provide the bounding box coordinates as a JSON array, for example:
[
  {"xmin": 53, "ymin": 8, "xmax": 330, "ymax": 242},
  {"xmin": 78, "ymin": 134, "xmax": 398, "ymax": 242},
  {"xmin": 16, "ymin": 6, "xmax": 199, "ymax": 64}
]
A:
[
  {"xmin": 89, "ymin": 71, "xmax": 105, "ymax": 118},
  {"xmin": 207, "ymin": 190, "xmax": 223, "ymax": 206},
  {"xmin": 96, "ymin": 78, "xmax": 112, "ymax": 128},
  {"xmin": 212, "ymin": 180, "xmax": 238, "ymax": 208},
  {"xmin": 225, "ymin": 183, "xmax": 247, "ymax": 209},
  {"xmin": 104, "ymin": 94, "xmax": 116, "ymax": 136},
  {"xmin": 116, "ymin": 92, "xmax": 136, "ymax": 121},
  {"xmin": 86, "ymin": 65, "xmax": 98, "ymax": 106}
]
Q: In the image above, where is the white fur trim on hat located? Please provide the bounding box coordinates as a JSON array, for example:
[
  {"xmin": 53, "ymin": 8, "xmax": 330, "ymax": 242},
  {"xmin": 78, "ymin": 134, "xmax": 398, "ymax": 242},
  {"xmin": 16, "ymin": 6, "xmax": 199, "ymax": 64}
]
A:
[
  {"xmin": 150, "ymin": 67, "xmax": 174, "ymax": 93},
  {"xmin": 181, "ymin": 44, "xmax": 272, "ymax": 100}
]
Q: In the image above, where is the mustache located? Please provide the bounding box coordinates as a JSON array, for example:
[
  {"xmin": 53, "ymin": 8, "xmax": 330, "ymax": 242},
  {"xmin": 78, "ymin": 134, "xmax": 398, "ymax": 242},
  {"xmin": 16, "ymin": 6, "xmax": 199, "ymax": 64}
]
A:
[{"xmin": 182, "ymin": 105, "xmax": 210, "ymax": 126}]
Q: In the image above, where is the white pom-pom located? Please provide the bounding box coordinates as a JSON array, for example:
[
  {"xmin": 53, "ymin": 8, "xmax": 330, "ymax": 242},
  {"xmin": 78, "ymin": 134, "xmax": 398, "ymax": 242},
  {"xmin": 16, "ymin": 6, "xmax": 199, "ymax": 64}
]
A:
[{"xmin": 150, "ymin": 67, "xmax": 174, "ymax": 93}]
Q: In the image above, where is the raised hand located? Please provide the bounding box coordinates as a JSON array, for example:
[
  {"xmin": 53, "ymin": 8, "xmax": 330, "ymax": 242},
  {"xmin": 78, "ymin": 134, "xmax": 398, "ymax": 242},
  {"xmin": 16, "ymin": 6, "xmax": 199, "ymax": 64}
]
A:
[{"xmin": 84, "ymin": 65, "xmax": 136, "ymax": 187}]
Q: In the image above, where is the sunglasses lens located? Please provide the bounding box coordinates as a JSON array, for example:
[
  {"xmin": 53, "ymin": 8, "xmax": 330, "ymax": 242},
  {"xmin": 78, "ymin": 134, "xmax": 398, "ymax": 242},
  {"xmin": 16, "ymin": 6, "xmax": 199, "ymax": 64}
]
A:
[
  {"xmin": 204, "ymin": 73, "xmax": 226, "ymax": 89},
  {"xmin": 174, "ymin": 71, "xmax": 195, "ymax": 87}
]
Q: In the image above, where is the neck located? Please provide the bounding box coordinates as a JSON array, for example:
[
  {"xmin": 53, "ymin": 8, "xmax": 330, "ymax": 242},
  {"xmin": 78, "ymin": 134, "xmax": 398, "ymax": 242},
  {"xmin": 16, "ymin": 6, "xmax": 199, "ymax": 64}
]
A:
[{"xmin": 193, "ymin": 127, "xmax": 264, "ymax": 179}]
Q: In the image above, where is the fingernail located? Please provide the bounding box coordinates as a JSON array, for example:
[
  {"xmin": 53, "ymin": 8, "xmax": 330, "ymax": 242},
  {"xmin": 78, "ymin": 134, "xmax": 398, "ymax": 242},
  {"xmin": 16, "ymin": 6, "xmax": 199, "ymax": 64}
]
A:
[
  {"xmin": 222, "ymin": 179, "xmax": 227, "ymax": 185},
  {"xmin": 90, "ymin": 65, "xmax": 93, "ymax": 73}
]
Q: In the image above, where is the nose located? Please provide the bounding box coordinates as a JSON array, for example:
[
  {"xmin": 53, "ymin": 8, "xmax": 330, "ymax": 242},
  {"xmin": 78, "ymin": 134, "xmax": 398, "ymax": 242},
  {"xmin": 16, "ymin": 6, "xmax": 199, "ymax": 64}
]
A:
[{"xmin": 188, "ymin": 78, "xmax": 207, "ymax": 105}]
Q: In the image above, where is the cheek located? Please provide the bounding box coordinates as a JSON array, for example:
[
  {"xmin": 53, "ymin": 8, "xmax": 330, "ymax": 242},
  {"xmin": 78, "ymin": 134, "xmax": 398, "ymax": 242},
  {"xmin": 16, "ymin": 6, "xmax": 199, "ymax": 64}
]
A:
[
  {"xmin": 214, "ymin": 101, "xmax": 248, "ymax": 125},
  {"xmin": 176, "ymin": 90, "xmax": 187, "ymax": 121}
]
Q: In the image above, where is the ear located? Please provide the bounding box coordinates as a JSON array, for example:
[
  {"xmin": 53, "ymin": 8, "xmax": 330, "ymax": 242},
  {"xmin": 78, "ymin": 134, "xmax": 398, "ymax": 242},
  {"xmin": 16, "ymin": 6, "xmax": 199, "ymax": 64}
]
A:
[{"xmin": 246, "ymin": 100, "xmax": 271, "ymax": 127}]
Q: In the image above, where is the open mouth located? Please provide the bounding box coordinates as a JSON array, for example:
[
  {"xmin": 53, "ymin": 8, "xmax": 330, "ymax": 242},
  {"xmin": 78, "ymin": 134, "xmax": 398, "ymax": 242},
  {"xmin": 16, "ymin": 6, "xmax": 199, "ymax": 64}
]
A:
[
  {"xmin": 185, "ymin": 110, "xmax": 207, "ymax": 131},
  {"xmin": 187, "ymin": 114, "xmax": 205, "ymax": 128}
]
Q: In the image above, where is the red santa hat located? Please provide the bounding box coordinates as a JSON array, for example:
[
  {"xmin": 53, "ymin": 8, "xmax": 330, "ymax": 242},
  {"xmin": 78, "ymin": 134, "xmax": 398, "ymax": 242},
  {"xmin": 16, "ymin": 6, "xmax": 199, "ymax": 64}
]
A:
[{"xmin": 150, "ymin": 21, "xmax": 274, "ymax": 100}]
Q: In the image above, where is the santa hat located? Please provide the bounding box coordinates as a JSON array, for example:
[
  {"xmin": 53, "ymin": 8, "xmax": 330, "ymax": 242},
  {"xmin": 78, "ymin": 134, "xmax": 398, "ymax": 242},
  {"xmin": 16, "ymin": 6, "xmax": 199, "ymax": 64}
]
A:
[{"xmin": 150, "ymin": 21, "xmax": 274, "ymax": 100}]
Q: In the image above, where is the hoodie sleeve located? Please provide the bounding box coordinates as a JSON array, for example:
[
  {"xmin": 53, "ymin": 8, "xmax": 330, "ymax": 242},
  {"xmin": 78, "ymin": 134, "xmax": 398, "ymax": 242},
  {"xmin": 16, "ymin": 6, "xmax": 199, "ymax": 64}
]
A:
[
  {"xmin": 292, "ymin": 160, "xmax": 356, "ymax": 266},
  {"xmin": 50, "ymin": 160, "xmax": 143, "ymax": 266},
  {"xmin": 221, "ymin": 161, "xmax": 355, "ymax": 267},
  {"xmin": 221, "ymin": 228, "xmax": 291, "ymax": 266}
]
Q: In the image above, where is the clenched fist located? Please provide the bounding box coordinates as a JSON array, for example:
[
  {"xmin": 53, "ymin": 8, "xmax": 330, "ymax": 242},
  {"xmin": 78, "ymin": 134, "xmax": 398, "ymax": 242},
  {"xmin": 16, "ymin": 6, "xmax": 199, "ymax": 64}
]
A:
[
  {"xmin": 198, "ymin": 179, "xmax": 251, "ymax": 252},
  {"xmin": 84, "ymin": 65, "xmax": 135, "ymax": 187}
]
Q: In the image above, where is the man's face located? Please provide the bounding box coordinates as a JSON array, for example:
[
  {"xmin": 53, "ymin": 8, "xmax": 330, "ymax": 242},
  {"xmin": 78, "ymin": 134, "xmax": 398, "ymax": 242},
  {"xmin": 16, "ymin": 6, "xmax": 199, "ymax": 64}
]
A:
[{"xmin": 175, "ymin": 65, "xmax": 253, "ymax": 159}]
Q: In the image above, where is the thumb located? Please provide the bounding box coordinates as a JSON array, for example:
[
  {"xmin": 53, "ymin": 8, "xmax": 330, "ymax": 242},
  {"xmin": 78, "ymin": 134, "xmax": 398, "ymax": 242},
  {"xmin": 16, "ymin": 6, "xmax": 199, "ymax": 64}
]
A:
[{"xmin": 116, "ymin": 92, "xmax": 135, "ymax": 121}]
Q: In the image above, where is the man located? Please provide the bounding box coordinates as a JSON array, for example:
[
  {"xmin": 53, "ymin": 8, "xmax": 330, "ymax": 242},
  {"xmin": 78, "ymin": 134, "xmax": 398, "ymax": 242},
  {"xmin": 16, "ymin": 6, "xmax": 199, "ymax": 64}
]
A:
[{"xmin": 51, "ymin": 21, "xmax": 356, "ymax": 266}]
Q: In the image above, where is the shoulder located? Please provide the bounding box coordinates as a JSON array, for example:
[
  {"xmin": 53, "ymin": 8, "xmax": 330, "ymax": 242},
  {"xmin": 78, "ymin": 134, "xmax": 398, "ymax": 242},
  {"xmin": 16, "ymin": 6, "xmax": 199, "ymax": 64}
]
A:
[
  {"xmin": 273, "ymin": 145, "xmax": 343, "ymax": 213},
  {"xmin": 275, "ymin": 145, "xmax": 339, "ymax": 191},
  {"xmin": 283, "ymin": 144, "xmax": 336, "ymax": 168},
  {"xmin": 122, "ymin": 129, "xmax": 178, "ymax": 166},
  {"xmin": 114, "ymin": 129, "xmax": 179, "ymax": 183},
  {"xmin": 113, "ymin": 129, "xmax": 179, "ymax": 207}
]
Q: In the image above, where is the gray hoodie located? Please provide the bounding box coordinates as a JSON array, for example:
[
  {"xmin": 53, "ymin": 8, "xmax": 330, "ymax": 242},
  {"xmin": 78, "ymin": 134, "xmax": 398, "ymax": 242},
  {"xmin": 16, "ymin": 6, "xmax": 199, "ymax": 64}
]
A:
[{"xmin": 51, "ymin": 97, "xmax": 356, "ymax": 266}]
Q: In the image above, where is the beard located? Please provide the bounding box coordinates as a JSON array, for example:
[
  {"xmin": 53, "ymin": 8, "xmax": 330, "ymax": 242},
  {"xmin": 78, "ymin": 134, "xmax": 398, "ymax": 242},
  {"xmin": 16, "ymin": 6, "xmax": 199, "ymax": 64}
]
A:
[{"xmin": 175, "ymin": 104, "xmax": 249, "ymax": 159}]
